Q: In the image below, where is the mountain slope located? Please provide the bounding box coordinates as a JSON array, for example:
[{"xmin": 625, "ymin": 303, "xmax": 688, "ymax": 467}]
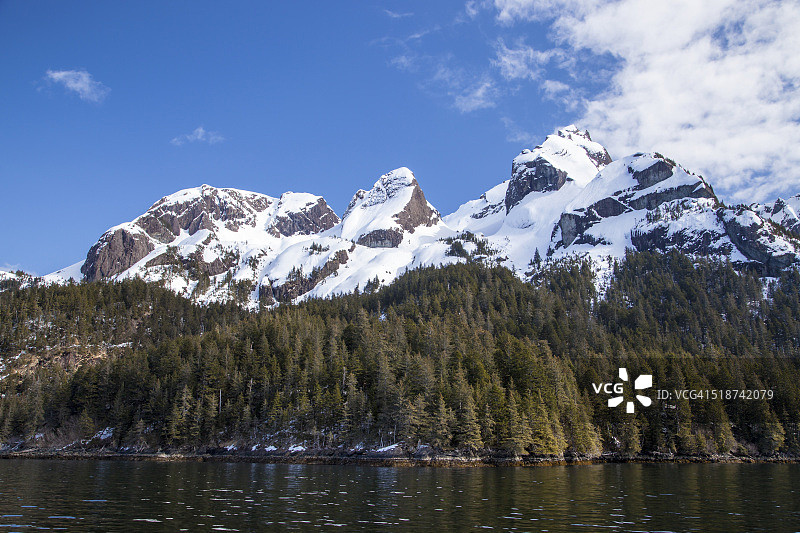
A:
[
  {"xmin": 336, "ymin": 167, "xmax": 441, "ymax": 247},
  {"xmin": 43, "ymin": 126, "xmax": 800, "ymax": 305}
]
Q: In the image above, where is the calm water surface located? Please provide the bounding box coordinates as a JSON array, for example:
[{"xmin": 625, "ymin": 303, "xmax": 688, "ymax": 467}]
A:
[{"xmin": 0, "ymin": 459, "xmax": 797, "ymax": 531}]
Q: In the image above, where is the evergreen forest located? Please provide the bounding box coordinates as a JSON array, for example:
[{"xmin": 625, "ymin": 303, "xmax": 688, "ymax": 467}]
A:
[{"xmin": 0, "ymin": 251, "xmax": 797, "ymax": 457}]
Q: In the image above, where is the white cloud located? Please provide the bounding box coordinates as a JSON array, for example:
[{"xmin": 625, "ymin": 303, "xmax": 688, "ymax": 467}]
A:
[
  {"xmin": 384, "ymin": 9, "xmax": 413, "ymax": 19},
  {"xmin": 431, "ymin": 63, "xmax": 499, "ymax": 113},
  {"xmin": 492, "ymin": 40, "xmax": 555, "ymax": 81},
  {"xmin": 493, "ymin": 0, "xmax": 599, "ymax": 24},
  {"xmin": 489, "ymin": 0, "xmax": 800, "ymax": 202},
  {"xmin": 170, "ymin": 126, "xmax": 225, "ymax": 146},
  {"xmin": 390, "ymin": 55, "xmax": 416, "ymax": 71},
  {"xmin": 407, "ymin": 27, "xmax": 438, "ymax": 41},
  {"xmin": 45, "ymin": 69, "xmax": 110, "ymax": 102},
  {"xmin": 541, "ymin": 79, "xmax": 568, "ymax": 97},
  {"xmin": 464, "ymin": 0, "xmax": 493, "ymax": 19},
  {"xmin": 540, "ymin": 79, "xmax": 582, "ymax": 111},
  {"xmin": 454, "ymin": 79, "xmax": 498, "ymax": 112}
]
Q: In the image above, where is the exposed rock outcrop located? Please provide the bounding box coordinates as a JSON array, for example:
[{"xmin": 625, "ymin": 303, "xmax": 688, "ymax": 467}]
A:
[
  {"xmin": 357, "ymin": 229, "xmax": 404, "ymax": 248},
  {"xmin": 268, "ymin": 197, "xmax": 339, "ymax": 237},
  {"xmin": 395, "ymin": 182, "xmax": 439, "ymax": 232},
  {"xmin": 754, "ymin": 196, "xmax": 800, "ymax": 238},
  {"xmin": 339, "ymin": 167, "xmax": 440, "ymax": 249},
  {"xmin": 81, "ymin": 229, "xmax": 154, "ymax": 282},
  {"xmin": 721, "ymin": 207, "xmax": 799, "ymax": 276},
  {"xmin": 505, "ymin": 126, "xmax": 611, "ymax": 213},
  {"xmin": 506, "ymin": 157, "xmax": 569, "ymax": 211}
]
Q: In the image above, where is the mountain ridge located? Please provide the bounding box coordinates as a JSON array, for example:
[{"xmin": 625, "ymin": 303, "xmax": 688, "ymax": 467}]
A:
[{"xmin": 40, "ymin": 126, "xmax": 800, "ymax": 307}]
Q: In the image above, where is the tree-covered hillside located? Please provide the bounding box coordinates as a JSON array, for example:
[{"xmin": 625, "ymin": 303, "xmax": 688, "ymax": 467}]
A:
[{"xmin": 1, "ymin": 252, "xmax": 798, "ymax": 456}]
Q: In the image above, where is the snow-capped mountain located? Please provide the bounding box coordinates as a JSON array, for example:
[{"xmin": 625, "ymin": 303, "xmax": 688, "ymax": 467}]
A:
[
  {"xmin": 43, "ymin": 126, "xmax": 800, "ymax": 307},
  {"xmin": 753, "ymin": 195, "xmax": 800, "ymax": 238},
  {"xmin": 336, "ymin": 167, "xmax": 441, "ymax": 247},
  {"xmin": 77, "ymin": 185, "xmax": 339, "ymax": 284},
  {"xmin": 46, "ymin": 169, "xmax": 456, "ymax": 308},
  {"xmin": 505, "ymin": 125, "xmax": 611, "ymax": 212}
]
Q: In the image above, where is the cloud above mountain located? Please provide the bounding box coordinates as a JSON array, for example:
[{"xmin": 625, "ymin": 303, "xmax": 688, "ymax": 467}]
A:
[
  {"xmin": 488, "ymin": 0, "xmax": 800, "ymax": 202},
  {"xmin": 380, "ymin": 1, "xmax": 800, "ymax": 203}
]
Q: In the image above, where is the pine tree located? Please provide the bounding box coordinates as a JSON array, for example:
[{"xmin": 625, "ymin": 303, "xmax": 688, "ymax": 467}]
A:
[
  {"xmin": 619, "ymin": 418, "xmax": 642, "ymax": 455},
  {"xmin": 428, "ymin": 394, "xmax": 453, "ymax": 449},
  {"xmin": 759, "ymin": 407, "xmax": 786, "ymax": 455},
  {"xmin": 454, "ymin": 392, "xmax": 483, "ymax": 451},
  {"xmin": 78, "ymin": 409, "xmax": 95, "ymax": 439},
  {"xmin": 500, "ymin": 391, "xmax": 529, "ymax": 455},
  {"xmin": 529, "ymin": 394, "xmax": 559, "ymax": 455},
  {"xmin": 480, "ymin": 402, "xmax": 496, "ymax": 449},
  {"xmin": 167, "ymin": 386, "xmax": 193, "ymax": 445},
  {"xmin": 399, "ymin": 394, "xmax": 428, "ymax": 445},
  {"xmin": 201, "ymin": 391, "xmax": 218, "ymax": 442},
  {"xmin": 708, "ymin": 400, "xmax": 736, "ymax": 453}
]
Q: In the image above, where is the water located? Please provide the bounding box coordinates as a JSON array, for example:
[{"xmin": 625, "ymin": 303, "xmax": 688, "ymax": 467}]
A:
[{"xmin": 0, "ymin": 459, "xmax": 797, "ymax": 531}]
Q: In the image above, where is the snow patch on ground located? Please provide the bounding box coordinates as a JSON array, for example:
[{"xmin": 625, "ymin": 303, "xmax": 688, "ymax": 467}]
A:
[{"xmin": 93, "ymin": 427, "xmax": 114, "ymax": 441}]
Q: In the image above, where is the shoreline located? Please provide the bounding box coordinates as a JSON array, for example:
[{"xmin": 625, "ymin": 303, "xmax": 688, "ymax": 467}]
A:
[{"xmin": 2, "ymin": 449, "xmax": 798, "ymax": 467}]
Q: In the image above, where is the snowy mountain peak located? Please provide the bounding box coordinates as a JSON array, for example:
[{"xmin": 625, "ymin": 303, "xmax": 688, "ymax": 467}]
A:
[
  {"xmin": 506, "ymin": 126, "xmax": 612, "ymax": 212},
  {"xmin": 40, "ymin": 128, "xmax": 800, "ymax": 308},
  {"xmin": 752, "ymin": 194, "xmax": 800, "ymax": 238},
  {"xmin": 78, "ymin": 184, "xmax": 338, "ymax": 283},
  {"xmin": 339, "ymin": 167, "xmax": 441, "ymax": 248},
  {"xmin": 552, "ymin": 151, "xmax": 719, "ymax": 257},
  {"xmin": 149, "ymin": 184, "xmax": 270, "ymax": 214},
  {"xmin": 555, "ymin": 124, "xmax": 591, "ymax": 142},
  {"xmin": 378, "ymin": 166, "xmax": 416, "ymax": 188}
]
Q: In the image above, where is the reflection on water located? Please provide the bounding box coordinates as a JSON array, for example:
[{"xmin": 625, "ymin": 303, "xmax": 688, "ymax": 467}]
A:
[{"xmin": 0, "ymin": 459, "xmax": 797, "ymax": 531}]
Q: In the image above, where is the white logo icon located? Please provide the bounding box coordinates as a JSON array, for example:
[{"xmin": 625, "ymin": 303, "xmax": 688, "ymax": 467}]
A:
[{"xmin": 608, "ymin": 368, "xmax": 652, "ymax": 413}]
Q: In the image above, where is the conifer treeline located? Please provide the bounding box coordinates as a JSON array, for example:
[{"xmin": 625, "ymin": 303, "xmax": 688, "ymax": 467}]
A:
[{"xmin": 0, "ymin": 251, "xmax": 797, "ymax": 456}]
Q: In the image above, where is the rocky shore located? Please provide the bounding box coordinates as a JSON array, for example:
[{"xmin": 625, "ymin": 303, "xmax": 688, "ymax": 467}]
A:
[{"xmin": 2, "ymin": 446, "xmax": 797, "ymax": 468}]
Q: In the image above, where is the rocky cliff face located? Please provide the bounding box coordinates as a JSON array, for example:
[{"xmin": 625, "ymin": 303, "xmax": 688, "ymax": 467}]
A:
[
  {"xmin": 77, "ymin": 185, "xmax": 340, "ymax": 295},
  {"xmin": 754, "ymin": 195, "xmax": 800, "ymax": 238},
  {"xmin": 505, "ymin": 125, "xmax": 611, "ymax": 212},
  {"xmin": 339, "ymin": 167, "xmax": 441, "ymax": 248},
  {"xmin": 720, "ymin": 207, "xmax": 799, "ymax": 275},
  {"xmin": 82, "ymin": 229, "xmax": 155, "ymax": 282},
  {"xmin": 629, "ymin": 201, "xmax": 800, "ymax": 277},
  {"xmin": 46, "ymin": 126, "xmax": 800, "ymax": 307},
  {"xmin": 268, "ymin": 196, "xmax": 340, "ymax": 238},
  {"xmin": 553, "ymin": 154, "xmax": 716, "ymax": 249}
]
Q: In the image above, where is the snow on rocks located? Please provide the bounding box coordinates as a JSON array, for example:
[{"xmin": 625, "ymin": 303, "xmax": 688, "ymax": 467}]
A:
[{"xmin": 40, "ymin": 126, "xmax": 800, "ymax": 305}]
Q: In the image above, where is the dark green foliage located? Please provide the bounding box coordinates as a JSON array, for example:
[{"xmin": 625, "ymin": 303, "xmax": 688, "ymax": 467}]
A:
[
  {"xmin": 0, "ymin": 251, "xmax": 798, "ymax": 456},
  {"xmin": 0, "ymin": 277, "xmax": 246, "ymax": 352},
  {"xmin": 446, "ymin": 240, "xmax": 469, "ymax": 259}
]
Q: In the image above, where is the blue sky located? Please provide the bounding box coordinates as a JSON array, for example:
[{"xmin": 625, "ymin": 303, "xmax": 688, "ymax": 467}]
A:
[{"xmin": 2, "ymin": 0, "xmax": 799, "ymax": 274}]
